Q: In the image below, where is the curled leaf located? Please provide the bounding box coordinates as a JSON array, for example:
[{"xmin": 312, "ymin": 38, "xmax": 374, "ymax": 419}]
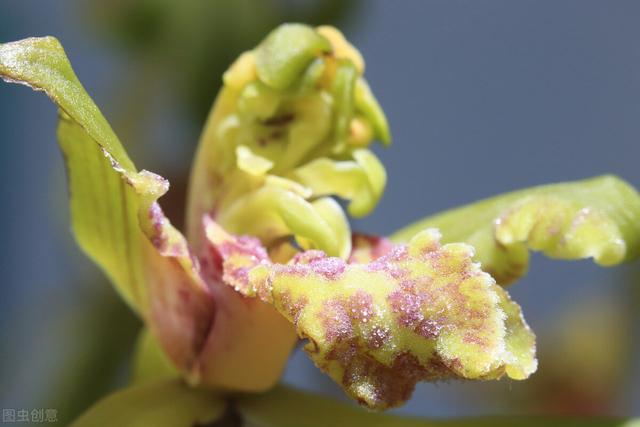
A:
[
  {"xmin": 204, "ymin": 219, "xmax": 535, "ymax": 409},
  {"xmin": 392, "ymin": 176, "xmax": 640, "ymax": 284},
  {"xmin": 0, "ymin": 37, "xmax": 215, "ymax": 376}
]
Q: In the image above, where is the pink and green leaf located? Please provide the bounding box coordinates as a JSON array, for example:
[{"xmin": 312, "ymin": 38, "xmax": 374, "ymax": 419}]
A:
[{"xmin": 204, "ymin": 219, "xmax": 535, "ymax": 409}]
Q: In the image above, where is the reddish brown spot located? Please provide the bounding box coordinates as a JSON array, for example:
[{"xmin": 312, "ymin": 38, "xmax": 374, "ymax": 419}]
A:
[
  {"xmin": 292, "ymin": 250, "xmax": 326, "ymax": 265},
  {"xmin": 415, "ymin": 318, "xmax": 443, "ymax": 339},
  {"xmin": 201, "ymin": 231, "xmax": 270, "ymax": 294},
  {"xmin": 367, "ymin": 326, "xmax": 390, "ymax": 349},
  {"xmin": 388, "ymin": 288, "xmax": 424, "ymax": 327},
  {"xmin": 288, "ymin": 251, "xmax": 346, "ymax": 281},
  {"xmin": 262, "ymin": 113, "xmax": 295, "ymax": 126},
  {"xmin": 312, "ymin": 257, "xmax": 346, "ymax": 281},
  {"xmin": 366, "ymin": 246, "xmax": 409, "ymax": 279},
  {"xmin": 321, "ymin": 300, "xmax": 353, "ymax": 343},
  {"xmin": 346, "ymin": 291, "xmax": 374, "ymax": 323},
  {"xmin": 148, "ymin": 202, "xmax": 168, "ymax": 250},
  {"xmin": 325, "ymin": 344, "xmax": 432, "ymax": 409},
  {"xmin": 278, "ymin": 291, "xmax": 308, "ymax": 325},
  {"xmin": 463, "ymin": 333, "xmax": 487, "ymax": 348}
]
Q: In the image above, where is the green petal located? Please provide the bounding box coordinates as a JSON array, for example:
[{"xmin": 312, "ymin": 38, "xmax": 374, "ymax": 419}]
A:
[
  {"xmin": 70, "ymin": 381, "xmax": 225, "ymax": 427},
  {"xmin": 391, "ymin": 176, "xmax": 640, "ymax": 284},
  {"xmin": 291, "ymin": 149, "xmax": 387, "ymax": 218},
  {"xmin": 237, "ymin": 385, "xmax": 639, "ymax": 427},
  {"xmin": 186, "ymin": 24, "xmax": 391, "ymax": 255},
  {"xmin": 355, "ymin": 78, "xmax": 391, "ymax": 145},
  {"xmin": 218, "ymin": 183, "xmax": 341, "ymax": 256},
  {"xmin": 329, "ymin": 58, "xmax": 357, "ymax": 148},
  {"xmin": 204, "ymin": 219, "xmax": 535, "ymax": 410},
  {"xmin": 1, "ymin": 37, "xmax": 215, "ymax": 375}
]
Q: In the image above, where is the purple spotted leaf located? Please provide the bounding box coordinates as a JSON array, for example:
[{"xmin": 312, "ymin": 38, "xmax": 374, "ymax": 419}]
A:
[{"xmin": 204, "ymin": 218, "xmax": 536, "ymax": 409}]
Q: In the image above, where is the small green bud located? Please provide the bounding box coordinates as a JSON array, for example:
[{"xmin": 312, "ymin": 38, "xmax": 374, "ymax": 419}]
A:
[{"xmin": 256, "ymin": 23, "xmax": 331, "ymax": 90}]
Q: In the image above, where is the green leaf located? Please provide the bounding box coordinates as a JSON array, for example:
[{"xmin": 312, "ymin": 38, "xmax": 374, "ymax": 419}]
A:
[
  {"xmin": 0, "ymin": 37, "xmax": 215, "ymax": 375},
  {"xmin": 0, "ymin": 37, "xmax": 133, "ymax": 169},
  {"xmin": 391, "ymin": 176, "xmax": 640, "ymax": 285},
  {"xmin": 238, "ymin": 385, "xmax": 640, "ymax": 427},
  {"xmin": 71, "ymin": 380, "xmax": 226, "ymax": 427}
]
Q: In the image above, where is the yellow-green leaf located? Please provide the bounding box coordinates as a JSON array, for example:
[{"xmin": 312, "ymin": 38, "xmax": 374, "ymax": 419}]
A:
[
  {"xmin": 392, "ymin": 176, "xmax": 640, "ymax": 285},
  {"xmin": 237, "ymin": 385, "xmax": 639, "ymax": 427},
  {"xmin": 0, "ymin": 37, "xmax": 215, "ymax": 376},
  {"xmin": 71, "ymin": 381, "xmax": 225, "ymax": 427}
]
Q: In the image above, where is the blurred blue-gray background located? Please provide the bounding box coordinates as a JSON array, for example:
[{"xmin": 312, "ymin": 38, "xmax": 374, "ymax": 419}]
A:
[{"xmin": 1, "ymin": 1, "xmax": 639, "ymax": 423}]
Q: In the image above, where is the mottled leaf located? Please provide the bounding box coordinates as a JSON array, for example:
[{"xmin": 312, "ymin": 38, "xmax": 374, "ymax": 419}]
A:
[
  {"xmin": 392, "ymin": 176, "xmax": 640, "ymax": 284},
  {"xmin": 204, "ymin": 219, "xmax": 535, "ymax": 409},
  {"xmin": 71, "ymin": 381, "xmax": 225, "ymax": 427}
]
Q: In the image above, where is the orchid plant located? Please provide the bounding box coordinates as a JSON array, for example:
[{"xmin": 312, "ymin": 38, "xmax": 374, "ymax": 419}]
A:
[{"xmin": 2, "ymin": 23, "xmax": 639, "ymax": 426}]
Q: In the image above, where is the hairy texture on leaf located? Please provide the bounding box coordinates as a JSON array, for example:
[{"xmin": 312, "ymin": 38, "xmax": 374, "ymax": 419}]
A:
[
  {"xmin": 205, "ymin": 219, "xmax": 536, "ymax": 409},
  {"xmin": 392, "ymin": 176, "xmax": 640, "ymax": 285},
  {"xmin": 71, "ymin": 381, "xmax": 225, "ymax": 427},
  {"xmin": 0, "ymin": 37, "xmax": 215, "ymax": 377}
]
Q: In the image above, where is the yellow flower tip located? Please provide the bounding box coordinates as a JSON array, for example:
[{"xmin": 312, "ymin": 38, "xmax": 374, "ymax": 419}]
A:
[
  {"xmin": 223, "ymin": 51, "xmax": 257, "ymax": 91},
  {"xmin": 347, "ymin": 116, "xmax": 374, "ymax": 147},
  {"xmin": 316, "ymin": 25, "xmax": 365, "ymax": 75}
]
